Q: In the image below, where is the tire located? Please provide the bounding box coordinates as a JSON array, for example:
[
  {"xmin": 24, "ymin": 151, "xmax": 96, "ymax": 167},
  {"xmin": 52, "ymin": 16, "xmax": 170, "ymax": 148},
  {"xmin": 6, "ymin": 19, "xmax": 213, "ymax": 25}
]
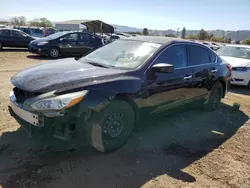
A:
[
  {"xmin": 0, "ymin": 41, "xmax": 2, "ymax": 50},
  {"xmin": 87, "ymin": 100, "xmax": 135, "ymax": 152},
  {"xmin": 49, "ymin": 47, "xmax": 60, "ymax": 58},
  {"xmin": 247, "ymin": 80, "xmax": 250, "ymax": 89},
  {"xmin": 204, "ymin": 82, "xmax": 223, "ymax": 111}
]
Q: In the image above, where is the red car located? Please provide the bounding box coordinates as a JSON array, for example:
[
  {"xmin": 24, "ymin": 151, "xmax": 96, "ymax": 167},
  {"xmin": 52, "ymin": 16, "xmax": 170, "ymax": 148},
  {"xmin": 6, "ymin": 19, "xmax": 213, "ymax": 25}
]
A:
[{"xmin": 43, "ymin": 28, "xmax": 56, "ymax": 37}]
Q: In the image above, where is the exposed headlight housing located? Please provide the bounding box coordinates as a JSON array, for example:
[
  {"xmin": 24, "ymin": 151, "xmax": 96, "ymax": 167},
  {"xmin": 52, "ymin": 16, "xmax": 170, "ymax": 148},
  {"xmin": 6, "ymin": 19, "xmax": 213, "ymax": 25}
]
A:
[
  {"xmin": 30, "ymin": 91, "xmax": 88, "ymax": 111},
  {"xmin": 37, "ymin": 41, "xmax": 49, "ymax": 46}
]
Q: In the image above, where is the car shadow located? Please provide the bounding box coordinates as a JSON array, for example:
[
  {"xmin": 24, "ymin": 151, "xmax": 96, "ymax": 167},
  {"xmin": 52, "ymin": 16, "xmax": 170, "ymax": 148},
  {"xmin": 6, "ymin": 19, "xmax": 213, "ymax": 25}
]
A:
[
  {"xmin": 26, "ymin": 55, "xmax": 56, "ymax": 60},
  {"xmin": 229, "ymin": 85, "xmax": 250, "ymax": 96},
  {"xmin": 1, "ymin": 48, "xmax": 28, "ymax": 52},
  {"xmin": 0, "ymin": 102, "xmax": 248, "ymax": 188}
]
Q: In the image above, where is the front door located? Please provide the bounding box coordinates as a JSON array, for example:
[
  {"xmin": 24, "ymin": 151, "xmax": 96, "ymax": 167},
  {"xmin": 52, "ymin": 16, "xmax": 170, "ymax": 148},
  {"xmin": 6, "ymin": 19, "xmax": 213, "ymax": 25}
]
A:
[
  {"xmin": 59, "ymin": 33, "xmax": 79, "ymax": 55},
  {"xmin": 187, "ymin": 44, "xmax": 218, "ymax": 99},
  {"xmin": 142, "ymin": 44, "xmax": 193, "ymax": 114},
  {"xmin": 11, "ymin": 30, "xmax": 30, "ymax": 47}
]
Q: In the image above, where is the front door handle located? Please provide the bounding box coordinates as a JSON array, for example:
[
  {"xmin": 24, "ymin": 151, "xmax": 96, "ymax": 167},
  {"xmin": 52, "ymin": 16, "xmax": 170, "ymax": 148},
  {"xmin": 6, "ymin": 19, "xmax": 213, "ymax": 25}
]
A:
[
  {"xmin": 211, "ymin": 69, "xmax": 217, "ymax": 73},
  {"xmin": 183, "ymin": 75, "xmax": 192, "ymax": 80}
]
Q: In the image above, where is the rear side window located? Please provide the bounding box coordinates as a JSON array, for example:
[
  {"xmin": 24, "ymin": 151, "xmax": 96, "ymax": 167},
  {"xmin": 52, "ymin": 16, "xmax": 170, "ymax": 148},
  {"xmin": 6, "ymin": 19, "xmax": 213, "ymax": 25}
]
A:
[
  {"xmin": 154, "ymin": 44, "xmax": 187, "ymax": 69},
  {"xmin": 189, "ymin": 45, "xmax": 211, "ymax": 65},
  {"xmin": 210, "ymin": 51, "xmax": 216, "ymax": 62},
  {"xmin": 0, "ymin": 30, "xmax": 11, "ymax": 36}
]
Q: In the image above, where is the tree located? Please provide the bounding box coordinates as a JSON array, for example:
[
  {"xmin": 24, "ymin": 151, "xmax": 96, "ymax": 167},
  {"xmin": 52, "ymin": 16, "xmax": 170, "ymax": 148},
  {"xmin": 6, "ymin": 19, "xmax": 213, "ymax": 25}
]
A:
[
  {"xmin": 210, "ymin": 37, "xmax": 225, "ymax": 43},
  {"xmin": 10, "ymin": 16, "xmax": 27, "ymax": 26},
  {"xmin": 187, "ymin": 34, "xmax": 197, "ymax": 40},
  {"xmin": 165, "ymin": 34, "xmax": 176, "ymax": 37},
  {"xmin": 143, "ymin": 28, "xmax": 148, "ymax": 36},
  {"xmin": 181, "ymin": 27, "xmax": 186, "ymax": 39},
  {"xmin": 29, "ymin": 18, "xmax": 40, "ymax": 27},
  {"xmin": 29, "ymin": 17, "xmax": 53, "ymax": 28},
  {"xmin": 39, "ymin": 18, "xmax": 53, "ymax": 27},
  {"xmin": 242, "ymin": 38, "xmax": 250, "ymax": 45},
  {"xmin": 198, "ymin": 29, "xmax": 207, "ymax": 40}
]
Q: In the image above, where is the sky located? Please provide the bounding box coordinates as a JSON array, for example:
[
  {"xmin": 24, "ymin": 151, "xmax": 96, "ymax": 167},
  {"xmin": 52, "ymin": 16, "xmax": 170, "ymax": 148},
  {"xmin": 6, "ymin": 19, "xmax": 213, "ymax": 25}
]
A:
[{"xmin": 0, "ymin": 0, "xmax": 250, "ymax": 30}]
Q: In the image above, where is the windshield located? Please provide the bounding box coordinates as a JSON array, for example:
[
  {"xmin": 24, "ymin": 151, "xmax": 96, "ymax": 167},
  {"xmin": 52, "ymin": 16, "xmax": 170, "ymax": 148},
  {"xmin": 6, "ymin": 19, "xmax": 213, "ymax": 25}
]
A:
[
  {"xmin": 217, "ymin": 46, "xmax": 250, "ymax": 59},
  {"xmin": 46, "ymin": 31, "xmax": 69, "ymax": 39},
  {"xmin": 79, "ymin": 40, "xmax": 161, "ymax": 69}
]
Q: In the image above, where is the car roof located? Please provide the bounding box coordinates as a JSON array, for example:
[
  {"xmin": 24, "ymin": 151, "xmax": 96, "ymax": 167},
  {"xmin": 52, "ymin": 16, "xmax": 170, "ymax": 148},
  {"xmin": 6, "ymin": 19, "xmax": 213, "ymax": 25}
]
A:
[
  {"xmin": 121, "ymin": 36, "xmax": 209, "ymax": 48},
  {"xmin": 226, "ymin": 44, "xmax": 250, "ymax": 48},
  {"xmin": 0, "ymin": 28, "xmax": 23, "ymax": 32}
]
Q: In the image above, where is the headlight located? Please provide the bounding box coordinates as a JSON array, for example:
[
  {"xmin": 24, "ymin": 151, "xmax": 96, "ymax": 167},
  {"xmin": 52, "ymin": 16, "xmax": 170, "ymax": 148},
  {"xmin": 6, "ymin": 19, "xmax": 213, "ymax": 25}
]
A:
[
  {"xmin": 30, "ymin": 91, "xmax": 88, "ymax": 111},
  {"xmin": 37, "ymin": 41, "xmax": 49, "ymax": 46},
  {"xmin": 233, "ymin": 67, "xmax": 250, "ymax": 71}
]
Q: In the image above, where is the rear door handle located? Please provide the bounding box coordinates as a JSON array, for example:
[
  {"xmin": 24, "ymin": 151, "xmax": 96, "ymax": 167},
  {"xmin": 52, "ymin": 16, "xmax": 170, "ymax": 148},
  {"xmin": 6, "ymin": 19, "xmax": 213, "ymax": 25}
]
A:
[
  {"xmin": 211, "ymin": 69, "xmax": 217, "ymax": 73},
  {"xmin": 183, "ymin": 75, "xmax": 192, "ymax": 80}
]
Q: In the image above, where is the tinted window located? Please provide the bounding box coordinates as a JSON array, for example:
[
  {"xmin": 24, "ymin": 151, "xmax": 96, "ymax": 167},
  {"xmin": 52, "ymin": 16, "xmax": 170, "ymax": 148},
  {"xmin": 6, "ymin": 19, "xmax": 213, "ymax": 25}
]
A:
[
  {"xmin": 12, "ymin": 31, "xmax": 24, "ymax": 37},
  {"xmin": 189, "ymin": 45, "xmax": 211, "ymax": 65},
  {"xmin": 79, "ymin": 33, "xmax": 91, "ymax": 42},
  {"xmin": 1, "ymin": 30, "xmax": 11, "ymax": 36},
  {"xmin": 154, "ymin": 45, "xmax": 187, "ymax": 68},
  {"xmin": 62, "ymin": 33, "xmax": 78, "ymax": 41}
]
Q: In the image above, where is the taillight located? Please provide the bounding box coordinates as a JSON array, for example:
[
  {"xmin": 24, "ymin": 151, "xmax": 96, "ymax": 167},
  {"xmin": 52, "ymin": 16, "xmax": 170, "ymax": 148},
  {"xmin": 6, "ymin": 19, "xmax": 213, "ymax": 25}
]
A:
[{"xmin": 226, "ymin": 64, "xmax": 232, "ymax": 74}]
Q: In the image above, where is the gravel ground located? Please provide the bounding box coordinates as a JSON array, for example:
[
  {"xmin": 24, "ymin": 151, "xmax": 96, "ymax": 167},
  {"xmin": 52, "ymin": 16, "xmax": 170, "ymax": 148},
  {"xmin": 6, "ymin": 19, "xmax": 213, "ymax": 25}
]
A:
[{"xmin": 0, "ymin": 49, "xmax": 250, "ymax": 188}]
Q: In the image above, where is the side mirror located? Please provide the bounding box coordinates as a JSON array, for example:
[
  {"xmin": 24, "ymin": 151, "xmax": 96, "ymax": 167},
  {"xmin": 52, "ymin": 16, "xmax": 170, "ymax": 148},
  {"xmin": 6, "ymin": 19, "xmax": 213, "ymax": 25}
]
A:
[{"xmin": 152, "ymin": 63, "xmax": 174, "ymax": 73}]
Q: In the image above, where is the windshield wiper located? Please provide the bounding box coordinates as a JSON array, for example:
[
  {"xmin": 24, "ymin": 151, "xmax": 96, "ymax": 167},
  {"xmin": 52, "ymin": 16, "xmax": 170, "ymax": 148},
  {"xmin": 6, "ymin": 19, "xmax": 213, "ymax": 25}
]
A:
[{"xmin": 86, "ymin": 61, "xmax": 113, "ymax": 68}]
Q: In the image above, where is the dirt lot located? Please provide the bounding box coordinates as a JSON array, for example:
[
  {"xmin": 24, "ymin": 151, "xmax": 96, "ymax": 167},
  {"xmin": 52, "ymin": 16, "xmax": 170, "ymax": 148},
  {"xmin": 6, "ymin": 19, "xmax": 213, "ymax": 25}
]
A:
[{"xmin": 0, "ymin": 49, "xmax": 250, "ymax": 188}]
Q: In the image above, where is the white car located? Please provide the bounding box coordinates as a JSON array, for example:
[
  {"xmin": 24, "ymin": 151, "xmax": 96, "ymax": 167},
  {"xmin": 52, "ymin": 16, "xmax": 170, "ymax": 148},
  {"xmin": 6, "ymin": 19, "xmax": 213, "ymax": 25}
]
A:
[{"xmin": 217, "ymin": 44, "xmax": 250, "ymax": 88}]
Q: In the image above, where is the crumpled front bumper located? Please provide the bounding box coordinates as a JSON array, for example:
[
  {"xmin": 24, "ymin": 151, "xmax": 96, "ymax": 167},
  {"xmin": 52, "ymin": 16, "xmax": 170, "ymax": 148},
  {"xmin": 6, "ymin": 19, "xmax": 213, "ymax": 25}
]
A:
[{"xmin": 9, "ymin": 92, "xmax": 90, "ymax": 141}]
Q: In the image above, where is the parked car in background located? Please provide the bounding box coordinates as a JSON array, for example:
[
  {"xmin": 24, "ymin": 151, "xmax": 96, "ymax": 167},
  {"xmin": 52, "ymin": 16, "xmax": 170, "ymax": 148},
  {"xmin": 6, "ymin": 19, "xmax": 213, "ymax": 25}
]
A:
[
  {"xmin": 43, "ymin": 28, "xmax": 56, "ymax": 37},
  {"xmin": 0, "ymin": 28, "xmax": 36, "ymax": 50},
  {"xmin": 202, "ymin": 42, "xmax": 220, "ymax": 51},
  {"xmin": 217, "ymin": 44, "xmax": 250, "ymax": 88},
  {"xmin": 14, "ymin": 26, "xmax": 44, "ymax": 38},
  {"xmin": 9, "ymin": 38, "xmax": 231, "ymax": 152},
  {"xmin": 28, "ymin": 31, "xmax": 104, "ymax": 58}
]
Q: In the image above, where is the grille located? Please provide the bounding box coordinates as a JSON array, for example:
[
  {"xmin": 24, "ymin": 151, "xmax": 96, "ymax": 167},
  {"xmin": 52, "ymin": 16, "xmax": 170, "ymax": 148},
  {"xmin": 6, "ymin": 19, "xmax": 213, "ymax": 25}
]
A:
[{"xmin": 13, "ymin": 87, "xmax": 39, "ymax": 103}]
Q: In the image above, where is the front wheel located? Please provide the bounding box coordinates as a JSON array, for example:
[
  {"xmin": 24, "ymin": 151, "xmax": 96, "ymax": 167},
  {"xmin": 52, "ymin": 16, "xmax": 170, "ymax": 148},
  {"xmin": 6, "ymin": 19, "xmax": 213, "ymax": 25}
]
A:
[
  {"xmin": 87, "ymin": 100, "xmax": 135, "ymax": 152},
  {"xmin": 0, "ymin": 42, "xmax": 2, "ymax": 50},
  {"xmin": 49, "ymin": 47, "xmax": 60, "ymax": 58},
  {"xmin": 204, "ymin": 82, "xmax": 223, "ymax": 111}
]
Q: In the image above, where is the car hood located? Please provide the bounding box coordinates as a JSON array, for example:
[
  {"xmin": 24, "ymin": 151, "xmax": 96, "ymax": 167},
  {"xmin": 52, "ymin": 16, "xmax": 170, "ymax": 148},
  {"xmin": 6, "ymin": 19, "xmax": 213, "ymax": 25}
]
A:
[
  {"xmin": 11, "ymin": 58, "xmax": 128, "ymax": 93},
  {"xmin": 29, "ymin": 37, "xmax": 49, "ymax": 45},
  {"xmin": 220, "ymin": 56, "xmax": 250, "ymax": 67}
]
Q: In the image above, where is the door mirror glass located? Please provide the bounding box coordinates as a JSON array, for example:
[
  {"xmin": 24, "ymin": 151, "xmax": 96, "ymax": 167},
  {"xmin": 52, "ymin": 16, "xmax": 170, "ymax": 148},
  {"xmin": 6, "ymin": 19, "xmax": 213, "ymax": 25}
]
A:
[{"xmin": 152, "ymin": 63, "xmax": 174, "ymax": 73}]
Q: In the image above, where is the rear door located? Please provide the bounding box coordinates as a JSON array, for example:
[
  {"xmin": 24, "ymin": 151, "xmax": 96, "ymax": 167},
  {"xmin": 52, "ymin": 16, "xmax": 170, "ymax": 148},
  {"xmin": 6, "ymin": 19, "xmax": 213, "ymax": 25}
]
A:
[
  {"xmin": 77, "ymin": 33, "xmax": 94, "ymax": 56},
  {"xmin": 188, "ymin": 44, "xmax": 218, "ymax": 98},
  {"xmin": 144, "ymin": 44, "xmax": 193, "ymax": 114},
  {"xmin": 58, "ymin": 33, "xmax": 79, "ymax": 55}
]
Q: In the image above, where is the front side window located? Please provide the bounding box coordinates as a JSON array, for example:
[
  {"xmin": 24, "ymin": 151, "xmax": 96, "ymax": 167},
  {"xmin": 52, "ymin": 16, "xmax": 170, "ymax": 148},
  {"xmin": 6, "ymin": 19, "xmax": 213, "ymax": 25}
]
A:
[
  {"xmin": 154, "ymin": 44, "xmax": 187, "ymax": 69},
  {"xmin": 79, "ymin": 33, "xmax": 91, "ymax": 42},
  {"xmin": 79, "ymin": 40, "xmax": 161, "ymax": 69},
  {"xmin": 189, "ymin": 45, "xmax": 211, "ymax": 65},
  {"xmin": 62, "ymin": 33, "xmax": 79, "ymax": 42}
]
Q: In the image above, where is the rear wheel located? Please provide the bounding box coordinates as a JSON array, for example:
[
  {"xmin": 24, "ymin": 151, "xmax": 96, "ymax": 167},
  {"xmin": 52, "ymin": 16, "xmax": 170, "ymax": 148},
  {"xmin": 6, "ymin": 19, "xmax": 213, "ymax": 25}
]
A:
[
  {"xmin": 87, "ymin": 100, "xmax": 135, "ymax": 152},
  {"xmin": 204, "ymin": 82, "xmax": 223, "ymax": 111},
  {"xmin": 0, "ymin": 42, "xmax": 2, "ymax": 50},
  {"xmin": 247, "ymin": 80, "xmax": 250, "ymax": 89},
  {"xmin": 49, "ymin": 47, "xmax": 60, "ymax": 58}
]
